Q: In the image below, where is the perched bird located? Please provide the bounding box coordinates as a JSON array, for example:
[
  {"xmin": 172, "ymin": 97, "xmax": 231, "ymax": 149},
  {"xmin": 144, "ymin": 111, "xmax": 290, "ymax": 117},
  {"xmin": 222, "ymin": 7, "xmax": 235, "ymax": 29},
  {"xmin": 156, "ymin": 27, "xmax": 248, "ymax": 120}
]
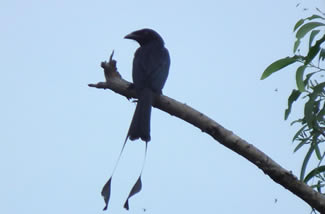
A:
[
  {"xmin": 125, "ymin": 28, "xmax": 170, "ymax": 142},
  {"xmin": 101, "ymin": 28, "xmax": 170, "ymax": 211}
]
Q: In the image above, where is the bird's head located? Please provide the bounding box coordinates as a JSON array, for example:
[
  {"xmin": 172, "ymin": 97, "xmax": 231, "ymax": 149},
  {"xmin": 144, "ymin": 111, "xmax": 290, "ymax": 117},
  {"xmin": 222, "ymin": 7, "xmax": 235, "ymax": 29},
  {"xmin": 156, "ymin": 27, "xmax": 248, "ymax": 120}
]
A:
[{"xmin": 124, "ymin": 28, "xmax": 164, "ymax": 46}]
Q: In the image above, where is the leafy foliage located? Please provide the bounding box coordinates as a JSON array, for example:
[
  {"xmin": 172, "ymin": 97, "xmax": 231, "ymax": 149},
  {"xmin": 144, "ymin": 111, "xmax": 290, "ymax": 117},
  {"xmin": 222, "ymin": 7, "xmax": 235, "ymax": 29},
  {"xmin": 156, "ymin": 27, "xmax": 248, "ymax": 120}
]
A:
[{"xmin": 262, "ymin": 10, "xmax": 325, "ymax": 197}]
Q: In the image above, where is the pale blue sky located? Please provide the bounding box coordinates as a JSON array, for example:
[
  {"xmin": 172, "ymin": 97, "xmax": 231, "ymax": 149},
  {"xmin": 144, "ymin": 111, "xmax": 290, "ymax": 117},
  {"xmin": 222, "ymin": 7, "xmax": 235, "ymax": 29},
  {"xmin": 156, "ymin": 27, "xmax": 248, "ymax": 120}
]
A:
[{"xmin": 1, "ymin": 0, "xmax": 323, "ymax": 213}]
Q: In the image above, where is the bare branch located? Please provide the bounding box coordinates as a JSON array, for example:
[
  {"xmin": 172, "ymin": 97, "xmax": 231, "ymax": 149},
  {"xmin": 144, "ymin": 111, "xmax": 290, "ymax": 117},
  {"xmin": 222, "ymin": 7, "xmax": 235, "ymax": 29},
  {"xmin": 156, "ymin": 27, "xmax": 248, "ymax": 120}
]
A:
[{"xmin": 88, "ymin": 53, "xmax": 325, "ymax": 213}]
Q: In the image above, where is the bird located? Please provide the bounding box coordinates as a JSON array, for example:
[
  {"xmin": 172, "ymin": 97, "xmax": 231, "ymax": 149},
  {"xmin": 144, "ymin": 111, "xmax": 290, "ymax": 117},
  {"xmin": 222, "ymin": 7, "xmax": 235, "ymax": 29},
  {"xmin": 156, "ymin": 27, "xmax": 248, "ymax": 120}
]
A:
[
  {"xmin": 125, "ymin": 28, "xmax": 170, "ymax": 142},
  {"xmin": 101, "ymin": 28, "xmax": 170, "ymax": 211}
]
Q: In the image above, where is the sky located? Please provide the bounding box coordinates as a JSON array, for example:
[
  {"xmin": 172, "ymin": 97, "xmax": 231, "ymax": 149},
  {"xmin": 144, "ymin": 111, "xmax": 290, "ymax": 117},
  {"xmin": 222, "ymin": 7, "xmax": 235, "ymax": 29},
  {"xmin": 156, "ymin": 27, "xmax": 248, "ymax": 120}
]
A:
[{"xmin": 1, "ymin": 0, "xmax": 324, "ymax": 213}]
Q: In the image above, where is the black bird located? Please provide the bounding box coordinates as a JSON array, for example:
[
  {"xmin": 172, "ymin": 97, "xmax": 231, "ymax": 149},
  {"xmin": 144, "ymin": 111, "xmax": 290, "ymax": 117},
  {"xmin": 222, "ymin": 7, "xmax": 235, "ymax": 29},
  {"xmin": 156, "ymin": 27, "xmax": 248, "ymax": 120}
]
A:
[
  {"xmin": 101, "ymin": 29, "xmax": 170, "ymax": 211},
  {"xmin": 125, "ymin": 28, "xmax": 170, "ymax": 142}
]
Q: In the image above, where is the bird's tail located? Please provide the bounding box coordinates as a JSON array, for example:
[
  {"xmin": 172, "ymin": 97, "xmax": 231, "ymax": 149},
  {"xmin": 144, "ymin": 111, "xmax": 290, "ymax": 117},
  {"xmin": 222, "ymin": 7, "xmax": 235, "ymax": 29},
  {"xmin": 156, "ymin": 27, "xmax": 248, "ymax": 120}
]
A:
[{"xmin": 129, "ymin": 88, "xmax": 153, "ymax": 142}]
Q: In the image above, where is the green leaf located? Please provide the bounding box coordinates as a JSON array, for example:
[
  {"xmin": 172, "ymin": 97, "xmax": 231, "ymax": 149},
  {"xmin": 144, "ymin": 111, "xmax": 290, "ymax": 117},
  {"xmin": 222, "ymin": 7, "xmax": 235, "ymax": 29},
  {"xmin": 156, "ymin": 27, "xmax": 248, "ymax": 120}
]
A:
[
  {"xmin": 306, "ymin": 14, "xmax": 325, "ymax": 21},
  {"xmin": 319, "ymin": 48, "xmax": 325, "ymax": 62},
  {"xmin": 304, "ymin": 72, "xmax": 317, "ymax": 86},
  {"xmin": 294, "ymin": 15, "xmax": 325, "ymax": 32},
  {"xmin": 294, "ymin": 19, "xmax": 305, "ymax": 32},
  {"xmin": 305, "ymin": 34, "xmax": 325, "ymax": 65},
  {"xmin": 290, "ymin": 118, "xmax": 305, "ymax": 126},
  {"xmin": 285, "ymin": 89, "xmax": 301, "ymax": 120},
  {"xmin": 296, "ymin": 22, "xmax": 325, "ymax": 40},
  {"xmin": 309, "ymin": 30, "xmax": 320, "ymax": 47},
  {"xmin": 310, "ymin": 181, "xmax": 325, "ymax": 192},
  {"xmin": 300, "ymin": 144, "xmax": 315, "ymax": 181},
  {"xmin": 317, "ymin": 104, "xmax": 325, "ymax": 121},
  {"xmin": 296, "ymin": 65, "xmax": 307, "ymax": 92},
  {"xmin": 304, "ymin": 165, "xmax": 325, "ymax": 183},
  {"xmin": 294, "ymin": 138, "xmax": 309, "ymax": 153},
  {"xmin": 261, "ymin": 56, "xmax": 300, "ymax": 80},
  {"xmin": 292, "ymin": 124, "xmax": 308, "ymax": 141},
  {"xmin": 315, "ymin": 143, "xmax": 322, "ymax": 160},
  {"xmin": 312, "ymin": 82, "xmax": 325, "ymax": 93},
  {"xmin": 305, "ymin": 94, "xmax": 317, "ymax": 127},
  {"xmin": 304, "ymin": 82, "xmax": 325, "ymax": 127},
  {"xmin": 316, "ymin": 180, "xmax": 323, "ymax": 193},
  {"xmin": 293, "ymin": 39, "xmax": 301, "ymax": 53},
  {"xmin": 313, "ymin": 100, "xmax": 321, "ymax": 117}
]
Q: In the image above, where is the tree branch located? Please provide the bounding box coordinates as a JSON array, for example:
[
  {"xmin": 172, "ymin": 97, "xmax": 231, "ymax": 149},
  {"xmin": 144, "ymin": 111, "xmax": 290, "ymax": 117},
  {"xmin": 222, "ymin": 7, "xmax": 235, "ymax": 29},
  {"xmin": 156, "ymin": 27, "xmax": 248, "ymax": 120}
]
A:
[{"xmin": 89, "ymin": 52, "xmax": 325, "ymax": 213}]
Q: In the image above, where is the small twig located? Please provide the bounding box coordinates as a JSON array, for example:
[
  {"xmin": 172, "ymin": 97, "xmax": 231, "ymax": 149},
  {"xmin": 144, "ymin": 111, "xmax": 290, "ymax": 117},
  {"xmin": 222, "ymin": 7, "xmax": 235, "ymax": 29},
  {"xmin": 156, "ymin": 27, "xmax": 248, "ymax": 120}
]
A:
[{"xmin": 88, "ymin": 51, "xmax": 134, "ymax": 99}]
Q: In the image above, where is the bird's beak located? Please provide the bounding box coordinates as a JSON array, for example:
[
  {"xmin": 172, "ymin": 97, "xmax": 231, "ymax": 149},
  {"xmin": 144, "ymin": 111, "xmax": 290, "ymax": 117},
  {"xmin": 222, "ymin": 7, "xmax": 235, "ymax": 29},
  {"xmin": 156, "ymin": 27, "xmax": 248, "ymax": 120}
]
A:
[
  {"xmin": 124, "ymin": 32, "xmax": 137, "ymax": 40},
  {"xmin": 124, "ymin": 31, "xmax": 144, "ymax": 46}
]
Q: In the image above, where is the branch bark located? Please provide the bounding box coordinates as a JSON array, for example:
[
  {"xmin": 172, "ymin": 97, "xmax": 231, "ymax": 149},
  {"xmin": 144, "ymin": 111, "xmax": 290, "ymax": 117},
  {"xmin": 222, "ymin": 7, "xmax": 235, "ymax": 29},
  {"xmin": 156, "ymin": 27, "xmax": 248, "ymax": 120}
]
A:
[{"xmin": 89, "ymin": 52, "xmax": 325, "ymax": 213}]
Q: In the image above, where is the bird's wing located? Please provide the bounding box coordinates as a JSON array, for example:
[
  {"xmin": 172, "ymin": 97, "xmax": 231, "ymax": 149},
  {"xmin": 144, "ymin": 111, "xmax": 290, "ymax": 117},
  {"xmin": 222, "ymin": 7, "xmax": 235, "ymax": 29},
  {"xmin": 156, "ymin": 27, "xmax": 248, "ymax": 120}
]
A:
[{"xmin": 132, "ymin": 44, "xmax": 170, "ymax": 93}]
